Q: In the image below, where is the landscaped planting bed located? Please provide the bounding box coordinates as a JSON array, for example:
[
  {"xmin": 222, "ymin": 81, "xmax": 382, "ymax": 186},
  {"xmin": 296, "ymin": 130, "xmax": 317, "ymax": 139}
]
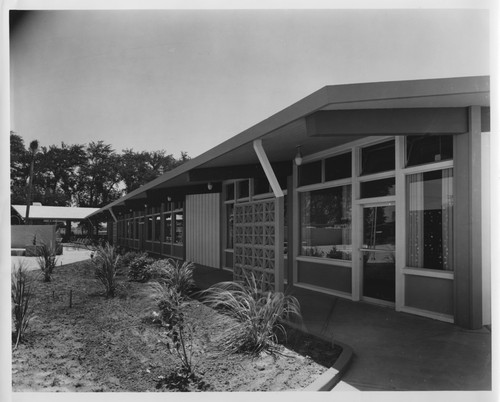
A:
[{"xmin": 12, "ymin": 259, "xmax": 341, "ymax": 392}]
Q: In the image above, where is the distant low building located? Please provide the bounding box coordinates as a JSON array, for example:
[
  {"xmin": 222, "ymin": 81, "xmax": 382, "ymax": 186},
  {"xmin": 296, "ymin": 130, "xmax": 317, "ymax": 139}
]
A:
[{"xmin": 12, "ymin": 204, "xmax": 99, "ymax": 241}]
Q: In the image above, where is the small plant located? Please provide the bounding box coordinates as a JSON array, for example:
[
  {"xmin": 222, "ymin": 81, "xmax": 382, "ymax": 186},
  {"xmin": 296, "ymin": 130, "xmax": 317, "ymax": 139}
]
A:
[
  {"xmin": 302, "ymin": 246, "xmax": 324, "ymax": 258},
  {"xmin": 148, "ymin": 283, "xmax": 208, "ymax": 391},
  {"xmin": 150, "ymin": 259, "xmax": 195, "ymax": 297},
  {"xmin": 92, "ymin": 243, "xmax": 119, "ymax": 298},
  {"xmin": 202, "ymin": 273, "xmax": 301, "ymax": 355},
  {"xmin": 158, "ymin": 287, "xmax": 194, "ymax": 373},
  {"xmin": 127, "ymin": 253, "xmax": 155, "ymax": 282},
  {"xmin": 12, "ymin": 263, "xmax": 37, "ymax": 348},
  {"xmin": 36, "ymin": 241, "xmax": 59, "ymax": 282}
]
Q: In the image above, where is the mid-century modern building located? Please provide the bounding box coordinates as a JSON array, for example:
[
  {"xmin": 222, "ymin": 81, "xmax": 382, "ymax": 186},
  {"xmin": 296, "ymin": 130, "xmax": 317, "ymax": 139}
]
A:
[{"xmin": 88, "ymin": 76, "xmax": 491, "ymax": 330}]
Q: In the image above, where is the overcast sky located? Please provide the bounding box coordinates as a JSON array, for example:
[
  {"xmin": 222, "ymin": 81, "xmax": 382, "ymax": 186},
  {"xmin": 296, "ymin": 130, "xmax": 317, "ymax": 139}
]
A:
[{"xmin": 9, "ymin": 6, "xmax": 490, "ymax": 158}]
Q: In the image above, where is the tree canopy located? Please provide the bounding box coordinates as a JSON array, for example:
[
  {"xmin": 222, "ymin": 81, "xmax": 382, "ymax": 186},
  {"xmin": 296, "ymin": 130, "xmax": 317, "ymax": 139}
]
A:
[{"xmin": 9, "ymin": 132, "xmax": 190, "ymax": 208}]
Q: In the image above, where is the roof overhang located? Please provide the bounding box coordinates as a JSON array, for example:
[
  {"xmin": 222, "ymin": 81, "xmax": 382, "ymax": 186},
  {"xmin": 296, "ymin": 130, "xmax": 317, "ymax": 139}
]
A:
[{"xmin": 88, "ymin": 75, "xmax": 490, "ymax": 219}]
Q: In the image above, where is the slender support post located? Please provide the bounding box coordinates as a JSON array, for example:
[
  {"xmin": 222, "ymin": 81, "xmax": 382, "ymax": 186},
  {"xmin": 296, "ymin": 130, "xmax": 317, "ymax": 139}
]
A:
[{"xmin": 253, "ymin": 139, "xmax": 284, "ymax": 198}]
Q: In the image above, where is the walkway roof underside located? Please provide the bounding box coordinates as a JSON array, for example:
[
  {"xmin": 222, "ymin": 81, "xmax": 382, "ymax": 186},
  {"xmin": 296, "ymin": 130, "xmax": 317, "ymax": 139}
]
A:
[
  {"xmin": 88, "ymin": 75, "xmax": 490, "ymax": 219},
  {"xmin": 12, "ymin": 205, "xmax": 99, "ymax": 221}
]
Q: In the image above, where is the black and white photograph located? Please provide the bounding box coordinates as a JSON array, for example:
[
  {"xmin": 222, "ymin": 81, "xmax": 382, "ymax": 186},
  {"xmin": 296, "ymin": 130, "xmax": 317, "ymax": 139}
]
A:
[{"xmin": 1, "ymin": 0, "xmax": 496, "ymax": 401}]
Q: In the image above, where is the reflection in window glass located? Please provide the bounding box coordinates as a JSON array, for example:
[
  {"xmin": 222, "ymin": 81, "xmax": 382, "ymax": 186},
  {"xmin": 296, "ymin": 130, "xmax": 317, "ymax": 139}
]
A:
[
  {"xmin": 154, "ymin": 215, "xmax": 161, "ymax": 242},
  {"xmin": 225, "ymin": 183, "xmax": 235, "ymax": 201},
  {"xmin": 147, "ymin": 217, "xmax": 153, "ymax": 241},
  {"xmin": 361, "ymin": 140, "xmax": 395, "ymax": 175},
  {"xmin": 300, "ymin": 185, "xmax": 352, "ymax": 260},
  {"xmin": 284, "ymin": 195, "xmax": 288, "ymax": 256},
  {"xmin": 254, "ymin": 177, "xmax": 270, "ymax": 195},
  {"xmin": 226, "ymin": 204, "xmax": 234, "ymax": 249},
  {"xmin": 164, "ymin": 213, "xmax": 172, "ymax": 243},
  {"xmin": 127, "ymin": 220, "xmax": 132, "ymax": 238},
  {"xmin": 325, "ymin": 152, "xmax": 352, "ymax": 181},
  {"xmin": 174, "ymin": 212, "xmax": 183, "ymax": 244},
  {"xmin": 360, "ymin": 178, "xmax": 396, "ymax": 198},
  {"xmin": 238, "ymin": 180, "xmax": 249, "ymax": 199},
  {"xmin": 298, "ymin": 160, "xmax": 322, "ymax": 187},
  {"xmin": 406, "ymin": 169, "xmax": 453, "ymax": 270},
  {"xmin": 406, "ymin": 135, "xmax": 453, "ymax": 167}
]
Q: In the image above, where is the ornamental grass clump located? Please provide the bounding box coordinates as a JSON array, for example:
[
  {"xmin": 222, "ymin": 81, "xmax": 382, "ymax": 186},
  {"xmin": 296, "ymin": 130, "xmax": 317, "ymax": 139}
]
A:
[
  {"xmin": 92, "ymin": 243, "xmax": 119, "ymax": 298},
  {"xmin": 36, "ymin": 241, "xmax": 58, "ymax": 282},
  {"xmin": 12, "ymin": 262, "xmax": 38, "ymax": 349},
  {"xmin": 202, "ymin": 273, "xmax": 302, "ymax": 355},
  {"xmin": 150, "ymin": 259, "xmax": 195, "ymax": 297}
]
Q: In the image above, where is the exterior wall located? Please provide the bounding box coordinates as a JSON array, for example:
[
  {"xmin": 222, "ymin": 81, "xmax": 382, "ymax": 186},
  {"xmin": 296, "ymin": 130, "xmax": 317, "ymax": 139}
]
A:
[
  {"xmin": 296, "ymin": 259, "xmax": 352, "ymax": 294},
  {"xmin": 11, "ymin": 224, "xmax": 57, "ymax": 248},
  {"xmin": 185, "ymin": 193, "xmax": 221, "ymax": 268},
  {"xmin": 481, "ymin": 131, "xmax": 491, "ymax": 326},
  {"xmin": 404, "ymin": 275, "xmax": 454, "ymax": 315}
]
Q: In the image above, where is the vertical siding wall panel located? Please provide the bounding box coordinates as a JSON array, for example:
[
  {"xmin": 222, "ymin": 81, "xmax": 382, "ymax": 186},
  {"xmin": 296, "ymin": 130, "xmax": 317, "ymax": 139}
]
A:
[{"xmin": 186, "ymin": 194, "xmax": 221, "ymax": 268}]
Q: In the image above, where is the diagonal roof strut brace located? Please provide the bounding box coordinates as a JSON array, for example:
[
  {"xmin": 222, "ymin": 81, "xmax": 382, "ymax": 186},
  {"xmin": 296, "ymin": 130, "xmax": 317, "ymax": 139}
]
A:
[
  {"xmin": 109, "ymin": 208, "xmax": 118, "ymax": 223},
  {"xmin": 253, "ymin": 139, "xmax": 284, "ymax": 198}
]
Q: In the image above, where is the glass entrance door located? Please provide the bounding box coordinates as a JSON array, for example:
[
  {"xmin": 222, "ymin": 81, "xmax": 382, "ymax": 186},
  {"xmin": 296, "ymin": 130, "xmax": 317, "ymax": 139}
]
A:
[{"xmin": 361, "ymin": 204, "xmax": 396, "ymax": 303}]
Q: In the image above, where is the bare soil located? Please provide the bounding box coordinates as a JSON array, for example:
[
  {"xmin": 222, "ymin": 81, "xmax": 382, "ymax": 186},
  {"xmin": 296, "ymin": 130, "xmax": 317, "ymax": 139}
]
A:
[{"xmin": 12, "ymin": 260, "xmax": 340, "ymax": 392}]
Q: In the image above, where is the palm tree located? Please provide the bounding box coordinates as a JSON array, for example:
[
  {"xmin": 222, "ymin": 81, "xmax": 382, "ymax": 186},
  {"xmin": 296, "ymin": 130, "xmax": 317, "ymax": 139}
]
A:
[{"xmin": 25, "ymin": 140, "xmax": 39, "ymax": 225}]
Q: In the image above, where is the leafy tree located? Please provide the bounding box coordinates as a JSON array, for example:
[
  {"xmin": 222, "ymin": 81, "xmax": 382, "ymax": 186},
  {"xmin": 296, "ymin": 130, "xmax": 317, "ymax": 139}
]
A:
[
  {"xmin": 75, "ymin": 141, "xmax": 123, "ymax": 207},
  {"xmin": 33, "ymin": 143, "xmax": 87, "ymax": 206},
  {"xmin": 119, "ymin": 149, "xmax": 190, "ymax": 193},
  {"xmin": 10, "ymin": 132, "xmax": 29, "ymax": 204},
  {"xmin": 25, "ymin": 140, "xmax": 39, "ymax": 223}
]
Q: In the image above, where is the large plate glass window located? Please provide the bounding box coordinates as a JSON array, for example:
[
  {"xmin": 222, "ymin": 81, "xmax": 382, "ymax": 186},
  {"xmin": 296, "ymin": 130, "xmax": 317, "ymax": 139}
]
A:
[
  {"xmin": 174, "ymin": 212, "xmax": 183, "ymax": 244},
  {"xmin": 300, "ymin": 185, "xmax": 352, "ymax": 260},
  {"xmin": 406, "ymin": 168, "xmax": 453, "ymax": 270}
]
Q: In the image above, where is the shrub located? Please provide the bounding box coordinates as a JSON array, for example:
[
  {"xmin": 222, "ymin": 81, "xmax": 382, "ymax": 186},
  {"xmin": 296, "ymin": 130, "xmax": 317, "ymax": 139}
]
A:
[
  {"xmin": 116, "ymin": 251, "xmax": 141, "ymax": 275},
  {"xmin": 201, "ymin": 273, "xmax": 301, "ymax": 355},
  {"xmin": 127, "ymin": 253, "xmax": 155, "ymax": 282},
  {"xmin": 150, "ymin": 259, "xmax": 195, "ymax": 297},
  {"xmin": 92, "ymin": 243, "xmax": 119, "ymax": 298},
  {"xmin": 12, "ymin": 263, "xmax": 37, "ymax": 348},
  {"xmin": 36, "ymin": 241, "xmax": 59, "ymax": 282}
]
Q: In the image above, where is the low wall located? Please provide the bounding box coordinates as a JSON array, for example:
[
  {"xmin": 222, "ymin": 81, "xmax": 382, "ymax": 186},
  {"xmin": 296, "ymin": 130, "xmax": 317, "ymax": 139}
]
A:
[{"xmin": 11, "ymin": 225, "xmax": 58, "ymax": 249}]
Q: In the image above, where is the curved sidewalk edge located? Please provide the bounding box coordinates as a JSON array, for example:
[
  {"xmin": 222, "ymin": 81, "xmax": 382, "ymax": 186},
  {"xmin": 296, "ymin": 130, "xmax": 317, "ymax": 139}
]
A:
[{"xmin": 303, "ymin": 340, "xmax": 355, "ymax": 392}]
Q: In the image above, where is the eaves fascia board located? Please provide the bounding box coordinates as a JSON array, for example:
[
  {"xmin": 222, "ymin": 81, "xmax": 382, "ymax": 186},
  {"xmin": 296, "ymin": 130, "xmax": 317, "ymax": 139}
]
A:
[{"xmin": 323, "ymin": 75, "xmax": 490, "ymax": 106}]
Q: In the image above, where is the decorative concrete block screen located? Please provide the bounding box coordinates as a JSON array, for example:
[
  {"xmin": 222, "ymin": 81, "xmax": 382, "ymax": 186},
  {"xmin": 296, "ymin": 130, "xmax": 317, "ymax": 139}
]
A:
[{"xmin": 233, "ymin": 198, "xmax": 284, "ymax": 292}]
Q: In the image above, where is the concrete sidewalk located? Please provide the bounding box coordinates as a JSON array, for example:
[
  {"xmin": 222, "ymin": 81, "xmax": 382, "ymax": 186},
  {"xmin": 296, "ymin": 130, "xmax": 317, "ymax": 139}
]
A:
[
  {"xmin": 192, "ymin": 265, "xmax": 492, "ymax": 392},
  {"xmin": 11, "ymin": 244, "xmax": 93, "ymax": 271}
]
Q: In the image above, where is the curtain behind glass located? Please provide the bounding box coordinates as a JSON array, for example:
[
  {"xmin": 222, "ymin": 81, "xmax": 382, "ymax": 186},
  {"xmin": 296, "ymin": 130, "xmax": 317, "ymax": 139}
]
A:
[{"xmin": 406, "ymin": 169, "xmax": 453, "ymax": 270}]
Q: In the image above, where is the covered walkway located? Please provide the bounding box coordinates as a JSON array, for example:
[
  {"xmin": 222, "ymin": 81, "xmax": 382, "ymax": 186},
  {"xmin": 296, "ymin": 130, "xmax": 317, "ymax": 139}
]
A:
[{"xmin": 193, "ymin": 265, "xmax": 492, "ymax": 392}]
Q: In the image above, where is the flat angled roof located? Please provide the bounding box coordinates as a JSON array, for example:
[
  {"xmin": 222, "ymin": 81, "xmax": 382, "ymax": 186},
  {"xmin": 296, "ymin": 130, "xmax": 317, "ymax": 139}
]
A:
[
  {"xmin": 12, "ymin": 205, "xmax": 99, "ymax": 220},
  {"xmin": 88, "ymin": 75, "xmax": 489, "ymax": 219}
]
